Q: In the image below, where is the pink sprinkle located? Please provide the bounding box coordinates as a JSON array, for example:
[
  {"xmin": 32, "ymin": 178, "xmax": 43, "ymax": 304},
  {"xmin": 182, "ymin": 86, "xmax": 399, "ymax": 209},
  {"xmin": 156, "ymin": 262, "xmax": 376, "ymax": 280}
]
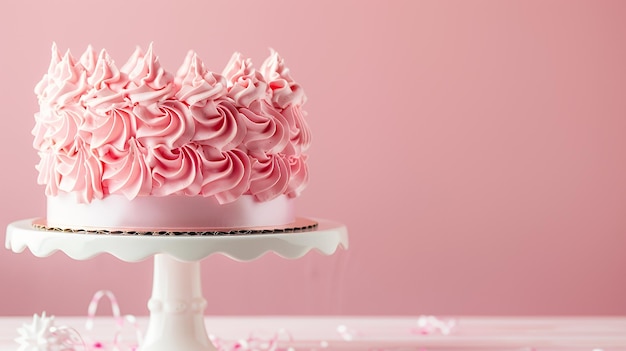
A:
[{"xmin": 93, "ymin": 341, "xmax": 103, "ymax": 348}]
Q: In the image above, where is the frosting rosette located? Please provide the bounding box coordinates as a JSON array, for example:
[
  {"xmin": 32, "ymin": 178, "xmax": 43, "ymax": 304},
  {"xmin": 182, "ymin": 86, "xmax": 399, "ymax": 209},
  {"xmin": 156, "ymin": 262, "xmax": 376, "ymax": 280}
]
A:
[
  {"xmin": 101, "ymin": 137, "xmax": 152, "ymax": 199},
  {"xmin": 260, "ymin": 49, "xmax": 307, "ymax": 109},
  {"xmin": 36, "ymin": 49, "xmax": 89, "ymax": 108},
  {"xmin": 56, "ymin": 139, "xmax": 104, "ymax": 203},
  {"xmin": 188, "ymin": 97, "xmax": 245, "ymax": 151},
  {"xmin": 79, "ymin": 45, "xmax": 98, "ymax": 75},
  {"xmin": 82, "ymin": 49, "xmax": 129, "ymax": 111},
  {"xmin": 147, "ymin": 143, "xmax": 204, "ymax": 196},
  {"xmin": 34, "ymin": 43, "xmax": 63, "ymax": 99},
  {"xmin": 82, "ymin": 106, "xmax": 137, "ymax": 157},
  {"xmin": 281, "ymin": 104, "xmax": 312, "ymax": 155},
  {"xmin": 249, "ymin": 151, "xmax": 291, "ymax": 202},
  {"xmin": 123, "ymin": 44, "xmax": 175, "ymax": 106},
  {"xmin": 199, "ymin": 145, "xmax": 251, "ymax": 204},
  {"xmin": 32, "ymin": 105, "xmax": 83, "ymax": 153},
  {"xmin": 175, "ymin": 51, "xmax": 227, "ymax": 105},
  {"xmin": 135, "ymin": 99, "xmax": 195, "ymax": 149},
  {"xmin": 286, "ymin": 153, "xmax": 309, "ymax": 197},
  {"xmin": 222, "ymin": 52, "xmax": 268, "ymax": 108},
  {"xmin": 239, "ymin": 100, "xmax": 289, "ymax": 154},
  {"xmin": 36, "ymin": 150, "xmax": 60, "ymax": 197},
  {"xmin": 33, "ymin": 44, "xmax": 311, "ymax": 204}
]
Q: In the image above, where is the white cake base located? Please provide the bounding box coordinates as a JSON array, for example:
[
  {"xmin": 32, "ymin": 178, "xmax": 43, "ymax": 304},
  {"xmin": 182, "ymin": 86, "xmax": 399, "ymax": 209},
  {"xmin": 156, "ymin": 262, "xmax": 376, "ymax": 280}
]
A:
[{"xmin": 47, "ymin": 194, "xmax": 295, "ymax": 231}]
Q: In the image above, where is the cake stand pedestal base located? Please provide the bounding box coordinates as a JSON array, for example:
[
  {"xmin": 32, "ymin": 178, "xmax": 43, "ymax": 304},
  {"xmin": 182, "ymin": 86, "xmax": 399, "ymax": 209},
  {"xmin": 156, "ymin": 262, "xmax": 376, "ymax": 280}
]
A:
[
  {"xmin": 142, "ymin": 254, "xmax": 214, "ymax": 351},
  {"xmin": 5, "ymin": 218, "xmax": 348, "ymax": 351}
]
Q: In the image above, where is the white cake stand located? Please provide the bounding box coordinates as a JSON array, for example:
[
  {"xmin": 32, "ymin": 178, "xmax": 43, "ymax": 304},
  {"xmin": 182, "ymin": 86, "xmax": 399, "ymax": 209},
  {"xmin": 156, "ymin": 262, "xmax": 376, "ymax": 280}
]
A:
[{"xmin": 5, "ymin": 218, "xmax": 348, "ymax": 351}]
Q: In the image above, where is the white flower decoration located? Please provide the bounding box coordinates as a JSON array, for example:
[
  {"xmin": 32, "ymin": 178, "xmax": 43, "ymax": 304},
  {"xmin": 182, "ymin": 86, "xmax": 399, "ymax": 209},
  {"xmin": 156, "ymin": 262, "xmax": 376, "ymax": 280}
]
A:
[
  {"xmin": 15, "ymin": 312, "xmax": 77, "ymax": 351},
  {"xmin": 16, "ymin": 312, "xmax": 57, "ymax": 350}
]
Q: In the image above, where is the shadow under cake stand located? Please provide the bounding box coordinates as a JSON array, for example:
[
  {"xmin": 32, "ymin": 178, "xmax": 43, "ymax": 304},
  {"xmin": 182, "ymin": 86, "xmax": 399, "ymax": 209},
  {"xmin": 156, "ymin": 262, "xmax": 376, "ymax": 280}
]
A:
[{"xmin": 5, "ymin": 218, "xmax": 348, "ymax": 351}]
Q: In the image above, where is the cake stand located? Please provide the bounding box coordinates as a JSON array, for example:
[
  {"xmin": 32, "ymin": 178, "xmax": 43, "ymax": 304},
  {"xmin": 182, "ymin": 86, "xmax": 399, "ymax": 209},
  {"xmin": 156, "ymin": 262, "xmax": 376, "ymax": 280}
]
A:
[{"xmin": 5, "ymin": 218, "xmax": 348, "ymax": 351}]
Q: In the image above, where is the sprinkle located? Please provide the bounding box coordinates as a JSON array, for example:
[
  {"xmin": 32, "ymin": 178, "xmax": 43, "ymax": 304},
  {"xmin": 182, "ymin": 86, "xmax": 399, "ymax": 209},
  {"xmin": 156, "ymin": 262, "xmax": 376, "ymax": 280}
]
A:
[{"xmin": 412, "ymin": 315, "xmax": 456, "ymax": 335}]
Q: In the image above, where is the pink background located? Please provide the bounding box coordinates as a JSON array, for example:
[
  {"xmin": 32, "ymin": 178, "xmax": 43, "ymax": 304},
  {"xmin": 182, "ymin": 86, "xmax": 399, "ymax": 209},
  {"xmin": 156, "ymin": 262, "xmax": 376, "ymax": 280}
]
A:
[{"xmin": 1, "ymin": 0, "xmax": 626, "ymax": 316}]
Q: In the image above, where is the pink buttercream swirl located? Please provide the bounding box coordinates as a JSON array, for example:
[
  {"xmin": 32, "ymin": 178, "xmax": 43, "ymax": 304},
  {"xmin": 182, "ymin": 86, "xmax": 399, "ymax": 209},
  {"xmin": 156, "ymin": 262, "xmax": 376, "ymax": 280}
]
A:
[
  {"xmin": 135, "ymin": 99, "xmax": 195, "ymax": 149},
  {"xmin": 33, "ymin": 44, "xmax": 310, "ymax": 204},
  {"xmin": 38, "ymin": 50, "xmax": 89, "ymax": 108},
  {"xmin": 147, "ymin": 143, "xmax": 204, "ymax": 196},
  {"xmin": 36, "ymin": 150, "xmax": 60, "ymax": 197},
  {"xmin": 101, "ymin": 138, "xmax": 152, "ymax": 199},
  {"xmin": 248, "ymin": 152, "xmax": 290, "ymax": 202},
  {"xmin": 239, "ymin": 100, "xmax": 289, "ymax": 154},
  {"xmin": 199, "ymin": 146, "xmax": 251, "ymax": 204},
  {"xmin": 32, "ymin": 105, "xmax": 83, "ymax": 153},
  {"xmin": 260, "ymin": 49, "xmax": 307, "ymax": 109},
  {"xmin": 124, "ymin": 44, "xmax": 175, "ymax": 106},
  {"xmin": 190, "ymin": 98, "xmax": 246, "ymax": 151},
  {"xmin": 222, "ymin": 52, "xmax": 268, "ymax": 108},
  {"xmin": 281, "ymin": 104, "xmax": 312, "ymax": 155},
  {"xmin": 175, "ymin": 51, "xmax": 227, "ymax": 105},
  {"xmin": 79, "ymin": 45, "xmax": 98, "ymax": 75},
  {"xmin": 82, "ymin": 49, "xmax": 129, "ymax": 111},
  {"xmin": 82, "ymin": 106, "xmax": 137, "ymax": 156},
  {"xmin": 286, "ymin": 154, "xmax": 309, "ymax": 198},
  {"xmin": 56, "ymin": 139, "xmax": 104, "ymax": 203},
  {"xmin": 34, "ymin": 43, "xmax": 63, "ymax": 98}
]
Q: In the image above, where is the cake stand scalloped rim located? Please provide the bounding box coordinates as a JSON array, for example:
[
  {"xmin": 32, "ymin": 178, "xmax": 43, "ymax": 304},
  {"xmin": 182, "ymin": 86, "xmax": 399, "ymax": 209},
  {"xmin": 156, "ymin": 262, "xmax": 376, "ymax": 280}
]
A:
[{"xmin": 5, "ymin": 218, "xmax": 349, "ymax": 262}]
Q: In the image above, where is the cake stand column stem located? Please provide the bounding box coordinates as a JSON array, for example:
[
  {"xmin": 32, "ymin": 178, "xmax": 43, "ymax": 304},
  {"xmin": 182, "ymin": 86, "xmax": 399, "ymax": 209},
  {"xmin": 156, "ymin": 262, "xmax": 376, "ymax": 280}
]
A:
[{"xmin": 140, "ymin": 253, "xmax": 216, "ymax": 351}]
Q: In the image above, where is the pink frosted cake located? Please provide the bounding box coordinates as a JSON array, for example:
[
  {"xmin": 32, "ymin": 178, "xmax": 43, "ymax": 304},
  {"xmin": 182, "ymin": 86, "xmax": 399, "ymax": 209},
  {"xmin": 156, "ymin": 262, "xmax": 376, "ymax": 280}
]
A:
[{"xmin": 33, "ymin": 44, "xmax": 312, "ymax": 233}]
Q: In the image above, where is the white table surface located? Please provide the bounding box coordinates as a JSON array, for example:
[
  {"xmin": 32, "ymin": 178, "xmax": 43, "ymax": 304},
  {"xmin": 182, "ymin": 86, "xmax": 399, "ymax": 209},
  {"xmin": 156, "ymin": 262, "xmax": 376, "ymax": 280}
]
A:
[{"xmin": 2, "ymin": 316, "xmax": 626, "ymax": 350}]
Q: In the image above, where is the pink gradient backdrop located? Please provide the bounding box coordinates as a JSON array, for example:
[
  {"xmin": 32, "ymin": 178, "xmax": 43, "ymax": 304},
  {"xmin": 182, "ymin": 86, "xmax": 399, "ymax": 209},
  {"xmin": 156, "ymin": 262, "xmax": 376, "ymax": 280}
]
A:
[{"xmin": 1, "ymin": 0, "xmax": 625, "ymax": 316}]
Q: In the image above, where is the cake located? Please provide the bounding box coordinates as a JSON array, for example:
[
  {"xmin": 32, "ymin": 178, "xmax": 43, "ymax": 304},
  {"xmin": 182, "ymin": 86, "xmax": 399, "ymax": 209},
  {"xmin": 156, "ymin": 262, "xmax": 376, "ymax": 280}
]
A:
[{"xmin": 32, "ymin": 43, "xmax": 312, "ymax": 233}]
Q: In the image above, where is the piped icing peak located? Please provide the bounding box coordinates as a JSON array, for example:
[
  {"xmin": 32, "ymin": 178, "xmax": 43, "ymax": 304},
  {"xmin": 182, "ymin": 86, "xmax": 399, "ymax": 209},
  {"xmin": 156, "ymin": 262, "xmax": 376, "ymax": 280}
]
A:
[
  {"xmin": 34, "ymin": 44, "xmax": 310, "ymax": 204},
  {"xmin": 260, "ymin": 49, "xmax": 307, "ymax": 109},
  {"xmin": 79, "ymin": 45, "xmax": 98, "ymax": 75},
  {"xmin": 222, "ymin": 52, "xmax": 268, "ymax": 108},
  {"xmin": 175, "ymin": 50, "xmax": 227, "ymax": 105}
]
